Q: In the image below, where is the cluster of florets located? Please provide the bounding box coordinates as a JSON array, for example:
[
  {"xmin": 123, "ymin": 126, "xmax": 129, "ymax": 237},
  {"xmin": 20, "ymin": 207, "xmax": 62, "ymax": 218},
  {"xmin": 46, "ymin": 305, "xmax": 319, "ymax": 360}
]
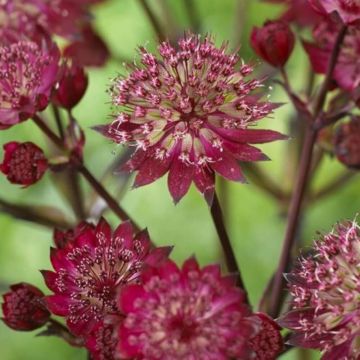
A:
[
  {"xmin": 279, "ymin": 220, "xmax": 360, "ymax": 359},
  {"xmin": 98, "ymin": 33, "xmax": 285, "ymax": 203}
]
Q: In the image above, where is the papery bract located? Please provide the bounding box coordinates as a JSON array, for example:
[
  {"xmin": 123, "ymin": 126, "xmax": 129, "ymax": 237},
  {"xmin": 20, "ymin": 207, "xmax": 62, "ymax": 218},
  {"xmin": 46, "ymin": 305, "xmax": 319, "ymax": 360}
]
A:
[
  {"xmin": 117, "ymin": 258, "xmax": 257, "ymax": 360},
  {"xmin": 0, "ymin": 142, "xmax": 48, "ymax": 186},
  {"xmin": 2, "ymin": 283, "xmax": 50, "ymax": 331},
  {"xmin": 97, "ymin": 33, "xmax": 285, "ymax": 203},
  {"xmin": 43, "ymin": 218, "xmax": 171, "ymax": 336},
  {"xmin": 278, "ymin": 220, "xmax": 360, "ymax": 359}
]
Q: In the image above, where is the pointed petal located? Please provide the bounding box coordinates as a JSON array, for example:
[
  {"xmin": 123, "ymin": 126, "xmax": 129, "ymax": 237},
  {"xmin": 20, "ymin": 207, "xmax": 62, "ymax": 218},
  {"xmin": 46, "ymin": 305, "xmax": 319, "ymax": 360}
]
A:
[
  {"xmin": 95, "ymin": 217, "xmax": 112, "ymax": 245},
  {"xmin": 41, "ymin": 270, "xmax": 58, "ymax": 292},
  {"xmin": 168, "ymin": 159, "xmax": 194, "ymax": 203},
  {"xmin": 45, "ymin": 295, "xmax": 71, "ymax": 316},
  {"xmin": 223, "ymin": 141, "xmax": 269, "ymax": 161},
  {"xmin": 118, "ymin": 284, "xmax": 146, "ymax": 314},
  {"xmin": 145, "ymin": 246, "xmax": 173, "ymax": 266},
  {"xmin": 211, "ymin": 152, "xmax": 246, "ymax": 182},
  {"xmin": 113, "ymin": 221, "xmax": 134, "ymax": 248},
  {"xmin": 120, "ymin": 149, "xmax": 147, "ymax": 173},
  {"xmin": 133, "ymin": 157, "xmax": 171, "ymax": 187}
]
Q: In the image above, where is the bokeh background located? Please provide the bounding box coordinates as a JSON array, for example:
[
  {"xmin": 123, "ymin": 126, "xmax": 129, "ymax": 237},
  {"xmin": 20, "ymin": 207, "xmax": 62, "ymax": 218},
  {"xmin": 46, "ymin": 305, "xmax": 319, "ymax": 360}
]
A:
[{"xmin": 0, "ymin": 0, "xmax": 359, "ymax": 359}]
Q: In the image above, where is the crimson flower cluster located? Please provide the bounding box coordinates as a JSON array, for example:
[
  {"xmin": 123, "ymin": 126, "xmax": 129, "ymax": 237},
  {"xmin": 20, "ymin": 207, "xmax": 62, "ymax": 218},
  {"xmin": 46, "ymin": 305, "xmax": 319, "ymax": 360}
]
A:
[{"xmin": 97, "ymin": 33, "xmax": 285, "ymax": 203}]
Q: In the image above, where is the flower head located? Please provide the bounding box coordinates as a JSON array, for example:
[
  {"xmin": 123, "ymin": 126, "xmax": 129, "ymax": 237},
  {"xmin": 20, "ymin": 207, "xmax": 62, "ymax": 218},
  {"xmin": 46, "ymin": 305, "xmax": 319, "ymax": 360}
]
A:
[
  {"xmin": 248, "ymin": 312, "xmax": 283, "ymax": 360},
  {"xmin": 0, "ymin": 142, "xmax": 48, "ymax": 186},
  {"xmin": 251, "ymin": 20, "xmax": 295, "ymax": 67},
  {"xmin": 309, "ymin": 0, "xmax": 360, "ymax": 24},
  {"xmin": 0, "ymin": 40, "xmax": 60, "ymax": 129},
  {"xmin": 304, "ymin": 19, "xmax": 360, "ymax": 92},
  {"xmin": 2, "ymin": 283, "xmax": 50, "ymax": 331},
  {"xmin": 278, "ymin": 220, "xmax": 360, "ymax": 359},
  {"xmin": 43, "ymin": 218, "xmax": 171, "ymax": 336},
  {"xmin": 117, "ymin": 257, "xmax": 256, "ymax": 360},
  {"xmin": 96, "ymin": 33, "xmax": 285, "ymax": 203}
]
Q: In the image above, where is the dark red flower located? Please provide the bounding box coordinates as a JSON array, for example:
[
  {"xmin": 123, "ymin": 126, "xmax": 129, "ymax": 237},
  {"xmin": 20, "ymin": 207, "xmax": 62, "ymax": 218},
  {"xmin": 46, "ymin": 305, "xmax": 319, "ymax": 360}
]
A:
[
  {"xmin": 0, "ymin": 40, "xmax": 60, "ymax": 129},
  {"xmin": 278, "ymin": 220, "xmax": 360, "ymax": 359},
  {"xmin": 309, "ymin": 0, "xmax": 360, "ymax": 24},
  {"xmin": 304, "ymin": 19, "xmax": 360, "ymax": 92},
  {"xmin": 43, "ymin": 218, "xmax": 171, "ymax": 336},
  {"xmin": 264, "ymin": 0, "xmax": 322, "ymax": 27},
  {"xmin": 117, "ymin": 258, "xmax": 257, "ymax": 360},
  {"xmin": 2, "ymin": 283, "xmax": 50, "ymax": 331},
  {"xmin": 86, "ymin": 321, "xmax": 118, "ymax": 360},
  {"xmin": 64, "ymin": 25, "xmax": 110, "ymax": 67},
  {"xmin": 248, "ymin": 313, "xmax": 283, "ymax": 360},
  {"xmin": 0, "ymin": 142, "xmax": 48, "ymax": 186},
  {"xmin": 53, "ymin": 222, "xmax": 95, "ymax": 249},
  {"xmin": 96, "ymin": 33, "xmax": 285, "ymax": 203},
  {"xmin": 251, "ymin": 20, "xmax": 295, "ymax": 67},
  {"xmin": 53, "ymin": 63, "xmax": 88, "ymax": 109},
  {"xmin": 334, "ymin": 116, "xmax": 360, "ymax": 169}
]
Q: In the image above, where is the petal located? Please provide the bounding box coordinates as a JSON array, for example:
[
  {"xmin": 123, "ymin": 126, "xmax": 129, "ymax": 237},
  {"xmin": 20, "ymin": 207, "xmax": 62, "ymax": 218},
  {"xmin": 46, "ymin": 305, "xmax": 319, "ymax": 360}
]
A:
[
  {"xmin": 303, "ymin": 41, "xmax": 329, "ymax": 74},
  {"xmin": 133, "ymin": 229, "xmax": 151, "ymax": 256},
  {"xmin": 217, "ymin": 128, "xmax": 288, "ymax": 144},
  {"xmin": 41, "ymin": 270, "xmax": 58, "ymax": 292},
  {"xmin": 211, "ymin": 151, "xmax": 246, "ymax": 182},
  {"xmin": 168, "ymin": 159, "xmax": 194, "ymax": 203},
  {"xmin": 145, "ymin": 246, "xmax": 173, "ymax": 266},
  {"xmin": 223, "ymin": 141, "xmax": 269, "ymax": 161},
  {"xmin": 133, "ymin": 156, "xmax": 171, "ymax": 187},
  {"xmin": 120, "ymin": 149, "xmax": 147, "ymax": 172},
  {"xmin": 118, "ymin": 284, "xmax": 147, "ymax": 314},
  {"xmin": 277, "ymin": 308, "xmax": 315, "ymax": 330},
  {"xmin": 193, "ymin": 166, "xmax": 215, "ymax": 201},
  {"xmin": 113, "ymin": 221, "xmax": 134, "ymax": 249},
  {"xmin": 45, "ymin": 295, "xmax": 71, "ymax": 316},
  {"xmin": 95, "ymin": 217, "xmax": 112, "ymax": 245}
]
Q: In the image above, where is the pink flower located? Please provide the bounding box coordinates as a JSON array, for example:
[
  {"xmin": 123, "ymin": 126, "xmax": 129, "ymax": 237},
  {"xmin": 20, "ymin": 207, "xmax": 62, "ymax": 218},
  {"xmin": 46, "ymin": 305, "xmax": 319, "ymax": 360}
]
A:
[
  {"xmin": 278, "ymin": 220, "xmax": 360, "ymax": 359},
  {"xmin": 43, "ymin": 218, "xmax": 171, "ymax": 336},
  {"xmin": 309, "ymin": 0, "xmax": 360, "ymax": 24},
  {"xmin": 117, "ymin": 258, "xmax": 257, "ymax": 360},
  {"xmin": 2, "ymin": 283, "xmax": 50, "ymax": 331},
  {"xmin": 304, "ymin": 19, "xmax": 360, "ymax": 92},
  {"xmin": 251, "ymin": 20, "xmax": 295, "ymax": 67},
  {"xmin": 96, "ymin": 33, "xmax": 285, "ymax": 203},
  {"xmin": 0, "ymin": 40, "xmax": 60, "ymax": 129},
  {"xmin": 264, "ymin": 0, "xmax": 322, "ymax": 27},
  {"xmin": 0, "ymin": 142, "xmax": 48, "ymax": 186},
  {"xmin": 53, "ymin": 63, "xmax": 88, "ymax": 109},
  {"xmin": 85, "ymin": 321, "xmax": 118, "ymax": 360},
  {"xmin": 248, "ymin": 313, "xmax": 283, "ymax": 360},
  {"xmin": 334, "ymin": 116, "xmax": 360, "ymax": 169}
]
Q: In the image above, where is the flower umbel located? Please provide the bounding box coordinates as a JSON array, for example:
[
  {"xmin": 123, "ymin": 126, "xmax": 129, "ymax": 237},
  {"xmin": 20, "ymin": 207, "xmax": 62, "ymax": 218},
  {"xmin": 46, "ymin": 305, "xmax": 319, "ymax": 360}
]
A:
[
  {"xmin": 278, "ymin": 220, "xmax": 360, "ymax": 359},
  {"xmin": 97, "ymin": 33, "xmax": 285, "ymax": 203},
  {"xmin": 117, "ymin": 258, "xmax": 257, "ymax": 360},
  {"xmin": 2, "ymin": 283, "xmax": 50, "ymax": 331},
  {"xmin": 0, "ymin": 40, "xmax": 59, "ymax": 129},
  {"xmin": 43, "ymin": 218, "xmax": 171, "ymax": 336},
  {"xmin": 0, "ymin": 142, "xmax": 48, "ymax": 186}
]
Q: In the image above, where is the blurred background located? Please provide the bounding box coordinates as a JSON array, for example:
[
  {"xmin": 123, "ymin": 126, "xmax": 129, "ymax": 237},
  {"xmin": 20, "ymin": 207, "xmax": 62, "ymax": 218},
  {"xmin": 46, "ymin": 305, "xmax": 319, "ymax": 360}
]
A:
[{"xmin": 0, "ymin": 0, "xmax": 359, "ymax": 359}]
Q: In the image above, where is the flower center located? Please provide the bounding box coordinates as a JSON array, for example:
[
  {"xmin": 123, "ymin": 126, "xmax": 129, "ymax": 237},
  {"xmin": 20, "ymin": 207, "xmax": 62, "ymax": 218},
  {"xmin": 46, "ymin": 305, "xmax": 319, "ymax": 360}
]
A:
[{"xmin": 167, "ymin": 316, "xmax": 198, "ymax": 343}]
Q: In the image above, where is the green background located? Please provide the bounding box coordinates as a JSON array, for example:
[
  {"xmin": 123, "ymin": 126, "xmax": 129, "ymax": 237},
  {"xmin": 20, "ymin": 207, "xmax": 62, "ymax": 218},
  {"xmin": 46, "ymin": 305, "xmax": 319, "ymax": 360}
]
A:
[{"xmin": 0, "ymin": 0, "xmax": 359, "ymax": 359}]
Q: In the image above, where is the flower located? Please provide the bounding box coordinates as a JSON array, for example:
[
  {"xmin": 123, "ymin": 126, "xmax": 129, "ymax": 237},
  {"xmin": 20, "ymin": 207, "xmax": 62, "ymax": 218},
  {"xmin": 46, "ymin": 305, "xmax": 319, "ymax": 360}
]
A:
[
  {"xmin": 96, "ymin": 33, "xmax": 285, "ymax": 203},
  {"xmin": 117, "ymin": 258, "xmax": 257, "ymax": 360},
  {"xmin": 309, "ymin": 0, "xmax": 360, "ymax": 24},
  {"xmin": 248, "ymin": 313, "xmax": 283, "ymax": 360},
  {"xmin": 53, "ymin": 63, "xmax": 88, "ymax": 109},
  {"xmin": 334, "ymin": 116, "xmax": 360, "ymax": 169},
  {"xmin": 64, "ymin": 25, "xmax": 110, "ymax": 67},
  {"xmin": 43, "ymin": 218, "xmax": 171, "ymax": 336},
  {"xmin": 2, "ymin": 283, "xmax": 50, "ymax": 331},
  {"xmin": 303, "ymin": 19, "xmax": 360, "ymax": 92},
  {"xmin": 0, "ymin": 142, "xmax": 48, "ymax": 186},
  {"xmin": 278, "ymin": 220, "xmax": 360, "ymax": 359},
  {"xmin": 264, "ymin": 0, "xmax": 322, "ymax": 27},
  {"xmin": 0, "ymin": 40, "xmax": 60, "ymax": 129},
  {"xmin": 86, "ymin": 321, "xmax": 118, "ymax": 360},
  {"xmin": 251, "ymin": 20, "xmax": 295, "ymax": 67}
]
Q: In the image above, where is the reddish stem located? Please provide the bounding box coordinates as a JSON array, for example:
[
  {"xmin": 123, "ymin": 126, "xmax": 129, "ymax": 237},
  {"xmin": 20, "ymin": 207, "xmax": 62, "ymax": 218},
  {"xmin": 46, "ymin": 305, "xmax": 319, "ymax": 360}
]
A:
[{"xmin": 268, "ymin": 24, "xmax": 347, "ymax": 317}]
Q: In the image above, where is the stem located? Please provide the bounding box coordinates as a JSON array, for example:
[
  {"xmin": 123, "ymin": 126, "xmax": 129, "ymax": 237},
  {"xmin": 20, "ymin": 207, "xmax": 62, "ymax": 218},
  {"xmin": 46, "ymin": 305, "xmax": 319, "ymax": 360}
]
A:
[
  {"xmin": 33, "ymin": 114, "xmax": 65, "ymax": 149},
  {"xmin": 44, "ymin": 319, "xmax": 83, "ymax": 347},
  {"xmin": 137, "ymin": 0, "xmax": 165, "ymax": 41},
  {"xmin": 52, "ymin": 105, "xmax": 64, "ymax": 140},
  {"xmin": 268, "ymin": 25, "xmax": 347, "ymax": 318},
  {"xmin": 210, "ymin": 192, "xmax": 248, "ymax": 303},
  {"xmin": 183, "ymin": 0, "xmax": 201, "ymax": 33},
  {"xmin": 77, "ymin": 164, "xmax": 140, "ymax": 232}
]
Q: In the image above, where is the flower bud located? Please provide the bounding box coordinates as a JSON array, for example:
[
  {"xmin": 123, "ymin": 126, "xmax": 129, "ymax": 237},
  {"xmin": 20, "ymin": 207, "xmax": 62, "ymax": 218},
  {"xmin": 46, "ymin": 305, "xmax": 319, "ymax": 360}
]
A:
[
  {"xmin": 53, "ymin": 64, "xmax": 88, "ymax": 109},
  {"xmin": 2, "ymin": 283, "xmax": 50, "ymax": 331},
  {"xmin": 334, "ymin": 116, "xmax": 360, "ymax": 169},
  {"xmin": 0, "ymin": 142, "xmax": 48, "ymax": 186},
  {"xmin": 251, "ymin": 20, "xmax": 295, "ymax": 67}
]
